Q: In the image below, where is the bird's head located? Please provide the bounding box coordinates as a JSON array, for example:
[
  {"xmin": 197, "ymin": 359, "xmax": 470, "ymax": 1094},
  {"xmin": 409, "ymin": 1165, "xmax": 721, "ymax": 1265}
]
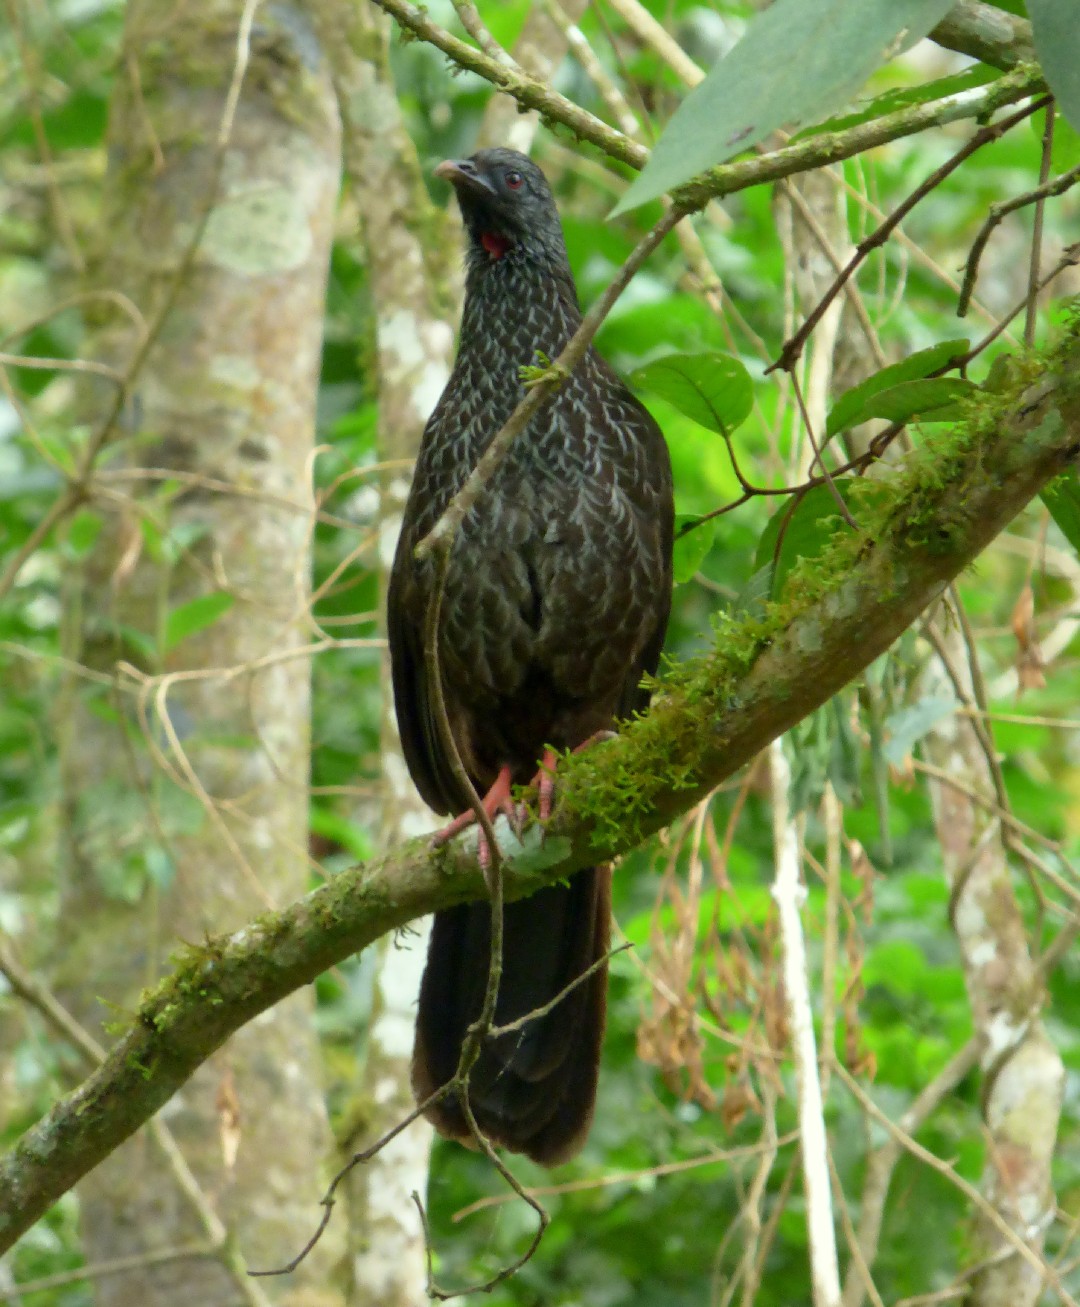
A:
[{"xmin": 435, "ymin": 148, "xmax": 568, "ymax": 269}]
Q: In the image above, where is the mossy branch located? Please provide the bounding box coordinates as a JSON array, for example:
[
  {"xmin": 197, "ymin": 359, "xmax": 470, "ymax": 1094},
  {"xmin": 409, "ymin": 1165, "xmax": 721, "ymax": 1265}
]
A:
[
  {"xmin": 3, "ymin": 328, "xmax": 1080, "ymax": 1250},
  {"xmin": 369, "ymin": 0, "xmax": 1044, "ymax": 215}
]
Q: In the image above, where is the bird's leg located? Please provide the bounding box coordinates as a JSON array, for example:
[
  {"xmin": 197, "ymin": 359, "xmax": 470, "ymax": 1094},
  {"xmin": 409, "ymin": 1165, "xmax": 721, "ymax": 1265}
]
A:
[
  {"xmin": 534, "ymin": 749, "xmax": 558, "ymax": 823},
  {"xmin": 531, "ymin": 731, "xmax": 619, "ymax": 822},
  {"xmin": 432, "ymin": 765, "xmax": 520, "ymax": 853}
]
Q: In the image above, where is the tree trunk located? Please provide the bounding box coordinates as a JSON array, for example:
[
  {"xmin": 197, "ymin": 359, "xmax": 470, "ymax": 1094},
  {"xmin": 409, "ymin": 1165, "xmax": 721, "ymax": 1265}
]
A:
[
  {"xmin": 314, "ymin": 4, "xmax": 449, "ymax": 1298},
  {"xmin": 56, "ymin": 2, "xmax": 345, "ymax": 1301}
]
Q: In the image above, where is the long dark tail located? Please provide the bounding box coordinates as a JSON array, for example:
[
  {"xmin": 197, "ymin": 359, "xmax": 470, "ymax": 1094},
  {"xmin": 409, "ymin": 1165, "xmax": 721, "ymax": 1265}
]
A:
[{"xmin": 412, "ymin": 865, "xmax": 610, "ymax": 1167}]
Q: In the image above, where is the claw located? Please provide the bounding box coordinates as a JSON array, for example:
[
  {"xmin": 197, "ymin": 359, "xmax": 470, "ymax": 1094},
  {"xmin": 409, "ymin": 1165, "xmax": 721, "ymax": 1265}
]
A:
[
  {"xmin": 533, "ymin": 749, "xmax": 558, "ymax": 822},
  {"xmin": 529, "ymin": 731, "xmax": 619, "ymax": 822},
  {"xmin": 433, "ymin": 765, "xmax": 519, "ymax": 849}
]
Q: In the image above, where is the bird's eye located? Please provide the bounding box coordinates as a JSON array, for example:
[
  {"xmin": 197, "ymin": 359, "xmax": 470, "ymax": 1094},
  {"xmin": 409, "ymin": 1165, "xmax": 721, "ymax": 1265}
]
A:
[{"xmin": 505, "ymin": 171, "xmax": 523, "ymax": 190}]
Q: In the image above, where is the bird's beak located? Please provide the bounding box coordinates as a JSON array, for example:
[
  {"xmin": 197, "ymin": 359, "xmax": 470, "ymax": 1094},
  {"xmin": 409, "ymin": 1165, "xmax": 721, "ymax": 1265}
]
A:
[{"xmin": 435, "ymin": 158, "xmax": 499, "ymax": 200}]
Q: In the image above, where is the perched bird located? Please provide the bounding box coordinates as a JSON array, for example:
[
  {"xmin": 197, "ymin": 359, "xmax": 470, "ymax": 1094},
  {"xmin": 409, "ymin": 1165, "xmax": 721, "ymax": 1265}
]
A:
[{"xmin": 387, "ymin": 148, "xmax": 673, "ymax": 1166}]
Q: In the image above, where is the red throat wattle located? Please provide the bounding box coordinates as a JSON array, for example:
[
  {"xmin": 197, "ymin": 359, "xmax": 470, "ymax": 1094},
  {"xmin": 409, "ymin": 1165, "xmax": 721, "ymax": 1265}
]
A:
[{"xmin": 481, "ymin": 230, "xmax": 511, "ymax": 259}]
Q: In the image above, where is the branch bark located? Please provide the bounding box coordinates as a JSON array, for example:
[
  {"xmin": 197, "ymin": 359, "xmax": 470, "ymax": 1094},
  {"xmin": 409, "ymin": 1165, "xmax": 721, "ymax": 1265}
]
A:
[
  {"xmin": 3, "ymin": 330, "xmax": 1080, "ymax": 1250},
  {"xmin": 369, "ymin": 0, "xmax": 1046, "ymax": 216},
  {"xmin": 930, "ymin": 0, "xmax": 1035, "ymax": 69}
]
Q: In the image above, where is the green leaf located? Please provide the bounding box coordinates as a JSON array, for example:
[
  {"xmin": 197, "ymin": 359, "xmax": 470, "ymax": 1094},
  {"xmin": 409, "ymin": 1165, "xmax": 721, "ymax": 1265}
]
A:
[
  {"xmin": 1039, "ymin": 109, "xmax": 1080, "ymax": 172},
  {"xmin": 752, "ymin": 484, "xmax": 850, "ymax": 600},
  {"xmin": 1041, "ymin": 467, "xmax": 1080, "ymax": 556},
  {"xmin": 163, "ymin": 592, "xmax": 234, "ymax": 652},
  {"xmin": 505, "ymin": 831, "xmax": 572, "ymax": 877},
  {"xmin": 613, "ymin": 0, "xmax": 957, "ymax": 213},
  {"xmin": 797, "ymin": 67, "xmax": 999, "ymax": 139},
  {"xmin": 64, "ymin": 510, "xmax": 103, "ymax": 558},
  {"xmin": 825, "ymin": 340, "xmax": 970, "ymax": 435},
  {"xmin": 672, "ymin": 516, "xmax": 715, "ymax": 584},
  {"xmin": 629, "ymin": 352, "xmax": 753, "ymax": 435},
  {"xmin": 1029, "ymin": 0, "xmax": 1080, "ymax": 135},
  {"xmin": 5, "ymin": 89, "xmax": 108, "ymax": 152},
  {"xmin": 850, "ymin": 377, "xmax": 976, "ymax": 428}
]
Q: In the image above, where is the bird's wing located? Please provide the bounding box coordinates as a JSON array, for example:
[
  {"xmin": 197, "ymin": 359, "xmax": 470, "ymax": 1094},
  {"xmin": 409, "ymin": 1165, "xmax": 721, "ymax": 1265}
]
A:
[
  {"xmin": 386, "ymin": 543, "xmax": 461, "ymax": 817},
  {"xmin": 611, "ymin": 380, "xmax": 675, "ymax": 719}
]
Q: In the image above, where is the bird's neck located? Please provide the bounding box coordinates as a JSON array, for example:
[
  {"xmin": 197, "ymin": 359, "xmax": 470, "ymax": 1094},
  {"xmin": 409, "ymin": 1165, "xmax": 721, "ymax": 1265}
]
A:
[{"xmin": 457, "ymin": 250, "xmax": 582, "ymax": 371}]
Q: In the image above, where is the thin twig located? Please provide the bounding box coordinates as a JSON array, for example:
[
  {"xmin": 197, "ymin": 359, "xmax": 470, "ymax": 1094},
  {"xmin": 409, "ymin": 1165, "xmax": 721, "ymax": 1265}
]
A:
[
  {"xmin": 370, "ymin": 0, "xmax": 1046, "ymax": 213},
  {"xmin": 451, "ymin": 1131, "xmax": 799, "ymax": 1221},
  {"xmin": 0, "ymin": 1245, "xmax": 219, "ymax": 1303},
  {"xmin": 488, "ymin": 940, "xmax": 632, "ymax": 1037},
  {"xmin": 790, "ymin": 371, "xmax": 858, "ymax": 528},
  {"xmin": 5, "ymin": 0, "xmax": 85, "ymax": 272},
  {"xmin": 958, "ymin": 154, "xmax": 1080, "ymax": 319},
  {"xmin": 840, "ymin": 1039, "xmax": 980, "ymax": 1307},
  {"xmin": 544, "ymin": 0, "xmax": 641, "ymax": 138},
  {"xmin": 770, "ymin": 96, "xmax": 1051, "ymax": 376},
  {"xmin": 0, "ymin": 931, "xmax": 269, "ymax": 1307},
  {"xmin": 958, "ymin": 243, "xmax": 1080, "ymax": 365},
  {"xmin": 835, "ymin": 1061, "xmax": 1077, "ymax": 1307},
  {"xmin": 1026, "ymin": 102, "xmax": 1052, "ymax": 347},
  {"xmin": 769, "ymin": 741, "xmax": 842, "ymax": 1307}
]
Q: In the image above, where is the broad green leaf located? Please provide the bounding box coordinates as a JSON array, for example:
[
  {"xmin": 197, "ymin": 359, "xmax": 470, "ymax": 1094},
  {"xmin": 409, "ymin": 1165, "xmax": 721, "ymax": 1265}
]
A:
[
  {"xmin": 506, "ymin": 833, "xmax": 573, "ymax": 876},
  {"xmin": 752, "ymin": 483, "xmax": 851, "ymax": 600},
  {"xmin": 629, "ymin": 352, "xmax": 753, "ymax": 435},
  {"xmin": 851, "ymin": 377, "xmax": 975, "ymax": 428},
  {"xmin": 139, "ymin": 517, "xmax": 165, "ymax": 563},
  {"xmin": 1041, "ymin": 467, "xmax": 1080, "ymax": 556},
  {"xmin": 613, "ymin": 0, "xmax": 957, "ymax": 213},
  {"xmin": 1029, "ymin": 0, "xmax": 1080, "ymax": 135},
  {"xmin": 163, "ymin": 592, "xmax": 234, "ymax": 652},
  {"xmin": 732, "ymin": 562, "xmax": 775, "ymax": 617},
  {"xmin": 5, "ymin": 89, "xmax": 108, "ymax": 152},
  {"xmin": 672, "ymin": 515, "xmax": 716, "ymax": 584},
  {"xmin": 826, "ymin": 340, "xmax": 970, "ymax": 435},
  {"xmin": 1037, "ymin": 109, "xmax": 1080, "ymax": 173}
]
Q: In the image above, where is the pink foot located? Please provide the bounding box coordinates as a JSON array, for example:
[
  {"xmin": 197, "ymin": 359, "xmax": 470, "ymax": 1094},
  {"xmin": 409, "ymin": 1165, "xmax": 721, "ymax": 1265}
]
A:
[
  {"xmin": 532, "ymin": 750, "xmax": 558, "ymax": 822},
  {"xmin": 432, "ymin": 765, "xmax": 520, "ymax": 851},
  {"xmin": 529, "ymin": 732, "xmax": 618, "ymax": 821}
]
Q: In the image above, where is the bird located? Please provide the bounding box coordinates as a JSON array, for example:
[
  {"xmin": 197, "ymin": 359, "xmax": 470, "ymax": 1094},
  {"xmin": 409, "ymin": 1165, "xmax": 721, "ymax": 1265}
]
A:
[{"xmin": 387, "ymin": 147, "xmax": 674, "ymax": 1166}]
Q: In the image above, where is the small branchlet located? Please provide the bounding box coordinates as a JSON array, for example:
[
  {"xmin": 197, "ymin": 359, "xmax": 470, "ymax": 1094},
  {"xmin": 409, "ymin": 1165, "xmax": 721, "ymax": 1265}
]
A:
[{"xmin": 519, "ymin": 350, "xmax": 570, "ymax": 389}]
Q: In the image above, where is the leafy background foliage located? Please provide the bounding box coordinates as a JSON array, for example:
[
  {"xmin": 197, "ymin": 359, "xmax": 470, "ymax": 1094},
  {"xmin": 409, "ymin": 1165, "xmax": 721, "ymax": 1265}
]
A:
[{"xmin": 3, "ymin": 0, "xmax": 1080, "ymax": 1304}]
